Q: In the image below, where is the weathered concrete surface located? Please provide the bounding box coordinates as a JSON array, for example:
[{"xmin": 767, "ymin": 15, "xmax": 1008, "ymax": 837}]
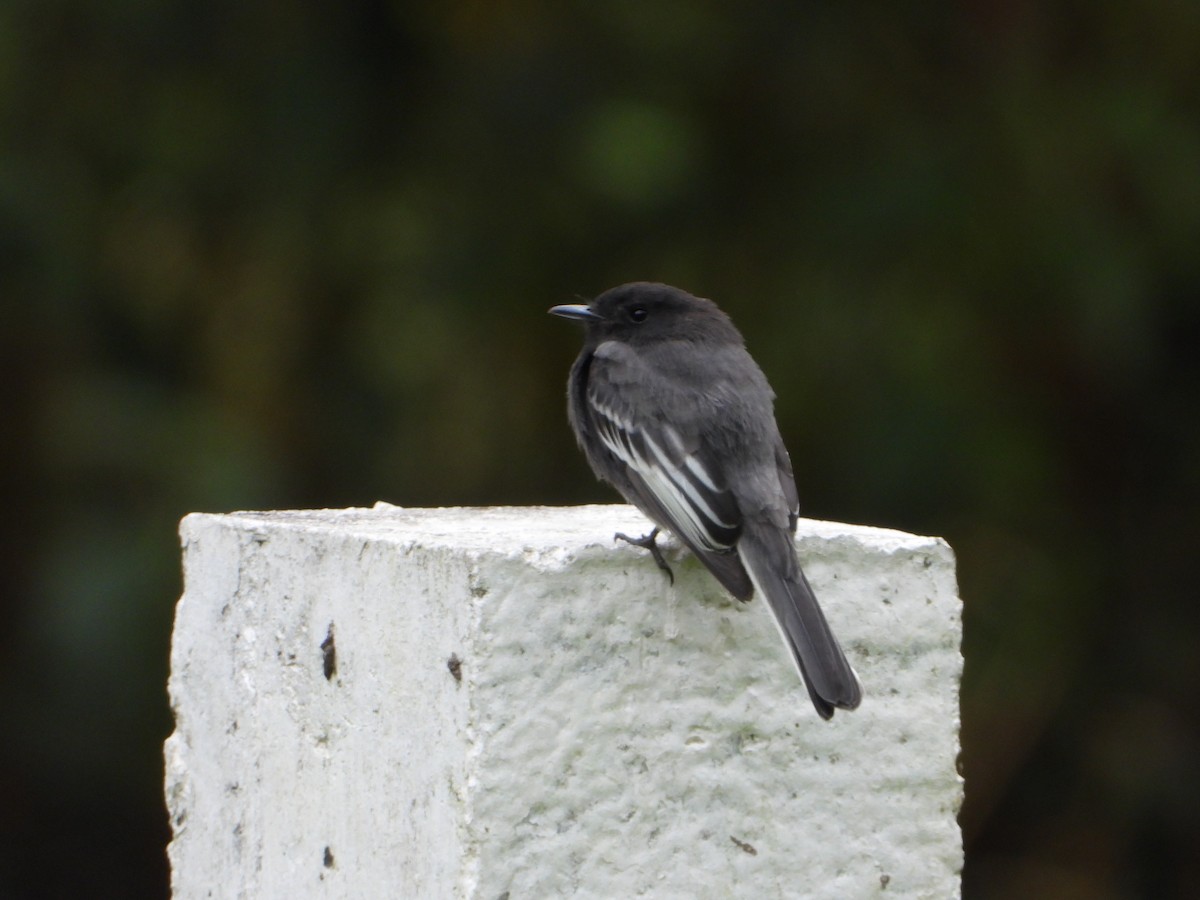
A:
[{"xmin": 165, "ymin": 504, "xmax": 962, "ymax": 899}]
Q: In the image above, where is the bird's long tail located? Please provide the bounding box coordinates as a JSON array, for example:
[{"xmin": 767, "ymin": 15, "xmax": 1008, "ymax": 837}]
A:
[{"xmin": 739, "ymin": 522, "xmax": 862, "ymax": 719}]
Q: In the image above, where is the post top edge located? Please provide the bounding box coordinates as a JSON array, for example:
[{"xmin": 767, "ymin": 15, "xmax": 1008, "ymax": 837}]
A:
[{"xmin": 177, "ymin": 504, "xmax": 948, "ymax": 558}]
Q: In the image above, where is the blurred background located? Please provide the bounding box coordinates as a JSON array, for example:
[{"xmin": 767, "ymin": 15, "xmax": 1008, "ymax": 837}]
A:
[{"xmin": 2, "ymin": 1, "xmax": 1198, "ymax": 897}]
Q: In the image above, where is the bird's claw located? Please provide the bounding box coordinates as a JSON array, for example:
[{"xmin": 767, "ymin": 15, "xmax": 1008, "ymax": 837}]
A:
[{"xmin": 614, "ymin": 526, "xmax": 675, "ymax": 585}]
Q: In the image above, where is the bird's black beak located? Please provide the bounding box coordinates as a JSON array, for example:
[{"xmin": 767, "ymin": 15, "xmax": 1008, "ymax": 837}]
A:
[{"xmin": 548, "ymin": 303, "xmax": 601, "ymax": 322}]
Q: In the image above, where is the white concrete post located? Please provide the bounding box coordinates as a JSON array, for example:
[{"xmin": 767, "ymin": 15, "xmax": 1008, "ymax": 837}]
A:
[{"xmin": 165, "ymin": 504, "xmax": 962, "ymax": 899}]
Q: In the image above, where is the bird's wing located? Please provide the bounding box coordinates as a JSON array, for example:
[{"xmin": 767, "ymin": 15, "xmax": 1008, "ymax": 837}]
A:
[
  {"xmin": 583, "ymin": 342, "xmax": 752, "ymax": 597},
  {"xmin": 773, "ymin": 431, "xmax": 801, "ymax": 534}
]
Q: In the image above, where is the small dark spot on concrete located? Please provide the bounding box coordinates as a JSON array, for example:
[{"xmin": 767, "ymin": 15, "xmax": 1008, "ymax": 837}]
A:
[
  {"xmin": 447, "ymin": 653, "xmax": 463, "ymax": 682},
  {"xmin": 496, "ymin": 892, "xmax": 509, "ymax": 900},
  {"xmin": 880, "ymin": 873, "xmax": 891, "ymax": 888},
  {"xmin": 730, "ymin": 835, "xmax": 757, "ymax": 856},
  {"xmin": 251, "ymin": 532, "xmax": 269, "ymax": 544},
  {"xmin": 468, "ymin": 569, "xmax": 490, "ymax": 598},
  {"xmin": 323, "ymin": 846, "xmax": 334, "ymax": 868},
  {"xmin": 321, "ymin": 624, "xmax": 337, "ymax": 680}
]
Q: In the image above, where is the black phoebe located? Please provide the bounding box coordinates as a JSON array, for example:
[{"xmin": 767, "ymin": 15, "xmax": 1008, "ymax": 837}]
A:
[{"xmin": 550, "ymin": 282, "xmax": 862, "ymax": 718}]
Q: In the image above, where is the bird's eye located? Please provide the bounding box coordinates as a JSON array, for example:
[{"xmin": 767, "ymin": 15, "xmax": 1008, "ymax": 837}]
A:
[{"xmin": 629, "ymin": 307, "xmax": 648, "ymax": 323}]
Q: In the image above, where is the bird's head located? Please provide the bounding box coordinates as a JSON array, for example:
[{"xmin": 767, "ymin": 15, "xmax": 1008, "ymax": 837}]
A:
[{"xmin": 549, "ymin": 282, "xmax": 741, "ymax": 347}]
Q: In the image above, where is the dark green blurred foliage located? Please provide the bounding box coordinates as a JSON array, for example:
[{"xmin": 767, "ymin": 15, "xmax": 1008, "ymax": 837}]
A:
[{"xmin": 2, "ymin": 1, "xmax": 1198, "ymax": 897}]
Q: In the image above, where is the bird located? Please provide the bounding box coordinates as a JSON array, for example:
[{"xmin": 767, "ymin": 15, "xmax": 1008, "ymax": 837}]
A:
[{"xmin": 549, "ymin": 282, "xmax": 862, "ymax": 718}]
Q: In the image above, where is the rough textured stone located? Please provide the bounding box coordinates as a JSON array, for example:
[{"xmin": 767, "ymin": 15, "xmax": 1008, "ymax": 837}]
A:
[{"xmin": 165, "ymin": 504, "xmax": 962, "ymax": 898}]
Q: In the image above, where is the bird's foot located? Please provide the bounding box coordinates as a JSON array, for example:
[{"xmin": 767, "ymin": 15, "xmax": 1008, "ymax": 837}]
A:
[{"xmin": 614, "ymin": 527, "xmax": 675, "ymax": 585}]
